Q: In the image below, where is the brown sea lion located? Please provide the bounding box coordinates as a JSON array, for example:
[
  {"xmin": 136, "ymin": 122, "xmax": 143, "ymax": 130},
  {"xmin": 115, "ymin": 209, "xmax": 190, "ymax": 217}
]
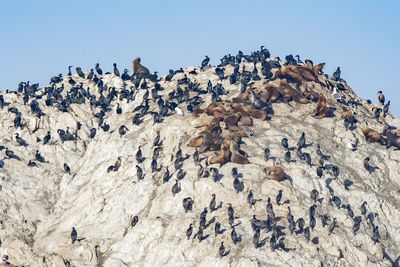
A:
[
  {"xmin": 361, "ymin": 126, "xmax": 382, "ymax": 143},
  {"xmin": 273, "ymin": 65, "xmax": 324, "ymax": 86},
  {"xmin": 230, "ymin": 141, "xmax": 249, "ymax": 164},
  {"xmin": 279, "ymin": 79, "xmax": 309, "ymax": 104},
  {"xmin": 265, "ymin": 166, "xmax": 285, "ymax": 181},
  {"xmin": 238, "ymin": 115, "xmax": 253, "ymax": 126},
  {"xmin": 132, "ymin": 57, "xmax": 150, "ymax": 77},
  {"xmin": 224, "ymin": 114, "xmax": 241, "ymax": 131},
  {"xmin": 314, "ymin": 94, "xmax": 330, "ymax": 119},
  {"xmin": 188, "ymin": 135, "xmax": 204, "ymax": 147},
  {"xmin": 312, "ymin": 63, "xmax": 325, "ymax": 75},
  {"xmin": 264, "ymin": 84, "xmax": 282, "ymax": 102},
  {"xmin": 209, "ymin": 140, "xmax": 230, "ymax": 165},
  {"xmin": 341, "ymin": 106, "xmax": 355, "ymax": 122}
]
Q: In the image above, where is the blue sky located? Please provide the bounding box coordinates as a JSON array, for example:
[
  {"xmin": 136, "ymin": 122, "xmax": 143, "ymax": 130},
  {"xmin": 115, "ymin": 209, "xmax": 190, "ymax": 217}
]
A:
[{"xmin": 0, "ymin": 1, "xmax": 399, "ymax": 116}]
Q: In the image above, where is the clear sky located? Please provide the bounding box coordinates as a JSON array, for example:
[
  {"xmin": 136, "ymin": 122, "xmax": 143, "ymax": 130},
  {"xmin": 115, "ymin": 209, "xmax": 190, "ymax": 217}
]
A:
[{"xmin": 0, "ymin": 1, "xmax": 399, "ymax": 116}]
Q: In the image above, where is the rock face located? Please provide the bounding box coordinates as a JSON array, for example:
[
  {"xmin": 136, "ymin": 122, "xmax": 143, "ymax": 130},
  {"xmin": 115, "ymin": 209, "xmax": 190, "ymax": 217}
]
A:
[{"xmin": 0, "ymin": 51, "xmax": 399, "ymax": 266}]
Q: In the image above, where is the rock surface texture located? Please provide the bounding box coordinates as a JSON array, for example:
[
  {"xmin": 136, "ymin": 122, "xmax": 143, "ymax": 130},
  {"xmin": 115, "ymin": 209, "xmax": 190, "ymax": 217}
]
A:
[{"xmin": 0, "ymin": 50, "xmax": 399, "ymax": 266}]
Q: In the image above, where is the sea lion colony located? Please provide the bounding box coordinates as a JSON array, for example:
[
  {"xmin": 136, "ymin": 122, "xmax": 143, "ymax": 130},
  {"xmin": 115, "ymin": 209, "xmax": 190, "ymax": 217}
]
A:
[{"xmin": 0, "ymin": 47, "xmax": 399, "ymax": 266}]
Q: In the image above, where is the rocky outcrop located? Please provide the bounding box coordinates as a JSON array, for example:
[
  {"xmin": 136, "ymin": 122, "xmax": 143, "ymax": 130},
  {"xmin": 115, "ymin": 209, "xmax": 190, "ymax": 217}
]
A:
[{"xmin": 0, "ymin": 50, "xmax": 399, "ymax": 266}]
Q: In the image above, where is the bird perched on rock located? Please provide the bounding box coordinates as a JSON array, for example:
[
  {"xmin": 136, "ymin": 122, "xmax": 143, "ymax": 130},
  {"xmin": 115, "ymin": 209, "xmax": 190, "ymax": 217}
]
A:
[
  {"xmin": 71, "ymin": 227, "xmax": 77, "ymax": 244},
  {"xmin": 297, "ymin": 132, "xmax": 306, "ymax": 150},
  {"xmin": 333, "ymin": 67, "xmax": 341, "ymax": 81},
  {"xmin": 76, "ymin": 67, "xmax": 85, "ymax": 79},
  {"xmin": 95, "ymin": 63, "xmax": 103, "ymax": 75},
  {"xmin": 281, "ymin": 138, "xmax": 289, "ymax": 150},
  {"xmin": 383, "ymin": 101, "xmax": 390, "ymax": 117},
  {"xmin": 113, "ymin": 63, "xmax": 120, "ymax": 77},
  {"xmin": 363, "ymin": 157, "xmax": 379, "ymax": 173},
  {"xmin": 377, "ymin": 91, "xmax": 385, "ymax": 105},
  {"xmin": 201, "ymin": 55, "xmax": 210, "ymax": 69}
]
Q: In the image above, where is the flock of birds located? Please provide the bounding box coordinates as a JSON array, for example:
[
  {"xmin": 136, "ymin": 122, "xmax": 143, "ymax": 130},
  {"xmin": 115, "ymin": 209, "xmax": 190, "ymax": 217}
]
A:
[{"xmin": 0, "ymin": 45, "xmax": 399, "ymax": 266}]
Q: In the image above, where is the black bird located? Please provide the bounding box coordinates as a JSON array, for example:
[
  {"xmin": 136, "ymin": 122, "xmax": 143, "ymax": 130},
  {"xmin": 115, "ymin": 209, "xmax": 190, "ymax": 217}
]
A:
[
  {"xmin": 87, "ymin": 69, "xmax": 94, "ymax": 80},
  {"xmin": 64, "ymin": 163, "xmax": 71, "ymax": 174},
  {"xmin": 383, "ymin": 101, "xmax": 390, "ymax": 117},
  {"xmin": 328, "ymin": 218, "xmax": 338, "ymax": 235},
  {"xmin": 67, "ymin": 65, "xmax": 73, "ymax": 76},
  {"xmin": 219, "ymin": 242, "xmax": 228, "ymax": 257},
  {"xmin": 119, "ymin": 125, "xmax": 129, "ymax": 136},
  {"xmin": 35, "ymin": 150, "xmax": 45, "ymax": 162},
  {"xmin": 353, "ymin": 221, "xmax": 360, "ymax": 235},
  {"xmin": 227, "ymin": 203, "xmax": 234, "ymax": 218},
  {"xmin": 333, "ymin": 67, "xmax": 341, "ymax": 81},
  {"xmin": 344, "ymin": 179, "xmax": 353, "ymax": 190},
  {"xmin": 131, "ymin": 216, "xmax": 139, "ymax": 227},
  {"xmin": 76, "ymin": 67, "xmax": 85, "ymax": 78},
  {"xmin": 136, "ymin": 146, "xmax": 145, "ymax": 163},
  {"xmin": 247, "ymin": 190, "xmax": 256, "ymax": 208},
  {"xmin": 264, "ymin": 148, "xmax": 270, "ymax": 161},
  {"xmin": 183, "ymin": 197, "xmax": 194, "ymax": 213},
  {"xmin": 116, "ymin": 103, "xmax": 122, "ymax": 114},
  {"xmin": 310, "ymin": 189, "xmax": 319, "ymax": 202},
  {"xmin": 281, "ymin": 138, "xmax": 289, "ymax": 150},
  {"xmin": 95, "ymin": 63, "xmax": 103, "ymax": 75},
  {"xmin": 113, "ymin": 63, "xmax": 120, "ymax": 76},
  {"xmin": 210, "ymin": 194, "xmax": 217, "ymax": 212},
  {"xmin": 165, "ymin": 69, "xmax": 174, "ymax": 81},
  {"xmin": 233, "ymin": 177, "xmax": 244, "ymax": 193},
  {"xmin": 231, "ymin": 227, "xmax": 241, "ymax": 245},
  {"xmin": 309, "ymin": 216, "xmax": 316, "ymax": 231},
  {"xmin": 186, "ymin": 224, "xmax": 193, "ymax": 239},
  {"xmin": 27, "ymin": 160, "xmax": 37, "ymax": 167},
  {"xmin": 309, "ymin": 204, "xmax": 316, "ymax": 217},
  {"xmin": 136, "ymin": 165, "xmax": 144, "ymax": 180},
  {"xmin": 295, "ymin": 55, "xmax": 303, "ymax": 64},
  {"xmin": 201, "ymin": 55, "xmax": 210, "ymax": 68},
  {"xmin": 90, "ymin": 128, "xmax": 96, "ymax": 139},
  {"xmin": 377, "ymin": 91, "xmax": 385, "ymax": 105},
  {"xmin": 316, "ymin": 166, "xmax": 324, "ymax": 178},
  {"xmin": 15, "ymin": 133, "xmax": 28, "ymax": 147},
  {"xmin": 297, "ymin": 132, "xmax": 306, "ymax": 149},
  {"xmin": 172, "ymin": 179, "xmax": 181, "ymax": 196},
  {"xmin": 276, "ymin": 190, "xmax": 282, "ymax": 205},
  {"xmin": 284, "ymin": 151, "xmax": 291, "ymax": 163},
  {"xmin": 371, "ymin": 225, "xmax": 380, "ymax": 244},
  {"xmin": 346, "ymin": 204, "xmax": 354, "ymax": 218},
  {"xmin": 360, "ymin": 201, "xmax": 367, "ymax": 215},
  {"xmin": 363, "ymin": 157, "xmax": 373, "ymax": 173},
  {"xmin": 266, "ymin": 197, "xmax": 275, "ymax": 222},
  {"xmin": 71, "ymin": 227, "xmax": 77, "ymax": 244},
  {"xmin": 151, "ymin": 159, "xmax": 161, "ymax": 173},
  {"xmin": 304, "ymin": 227, "xmax": 310, "ymax": 242},
  {"xmin": 331, "ymin": 195, "xmax": 341, "ymax": 208},
  {"xmin": 121, "ymin": 69, "xmax": 130, "ymax": 80}
]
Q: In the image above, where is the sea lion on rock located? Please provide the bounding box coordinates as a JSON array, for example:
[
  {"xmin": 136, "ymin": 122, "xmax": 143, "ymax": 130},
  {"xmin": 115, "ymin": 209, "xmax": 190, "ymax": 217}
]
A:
[
  {"xmin": 273, "ymin": 65, "xmax": 325, "ymax": 87},
  {"xmin": 188, "ymin": 135, "xmax": 204, "ymax": 147},
  {"xmin": 131, "ymin": 57, "xmax": 150, "ymax": 78},
  {"xmin": 265, "ymin": 166, "xmax": 285, "ymax": 181},
  {"xmin": 361, "ymin": 126, "xmax": 382, "ymax": 143},
  {"xmin": 238, "ymin": 115, "xmax": 253, "ymax": 126},
  {"xmin": 209, "ymin": 140, "xmax": 230, "ymax": 165},
  {"xmin": 382, "ymin": 127, "xmax": 400, "ymax": 149},
  {"xmin": 314, "ymin": 94, "xmax": 331, "ymax": 119},
  {"xmin": 229, "ymin": 141, "xmax": 249, "ymax": 164},
  {"xmin": 312, "ymin": 63, "xmax": 325, "ymax": 75},
  {"xmin": 340, "ymin": 106, "xmax": 354, "ymax": 122}
]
